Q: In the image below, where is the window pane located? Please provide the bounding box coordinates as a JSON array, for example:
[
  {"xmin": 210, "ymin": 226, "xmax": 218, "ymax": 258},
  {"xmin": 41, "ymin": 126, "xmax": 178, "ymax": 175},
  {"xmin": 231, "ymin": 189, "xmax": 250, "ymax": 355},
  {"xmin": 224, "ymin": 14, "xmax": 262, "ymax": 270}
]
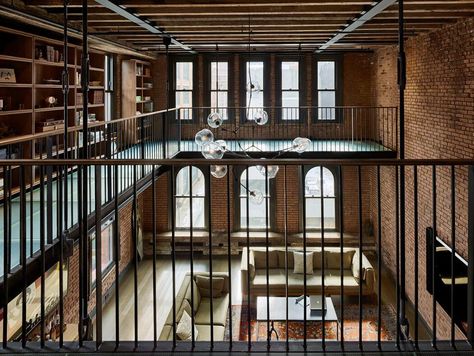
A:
[
  {"xmin": 176, "ymin": 197, "xmax": 205, "ymax": 228},
  {"xmin": 240, "ymin": 166, "xmax": 270, "ymax": 229},
  {"xmin": 318, "ymin": 91, "xmax": 336, "ymax": 120},
  {"xmin": 176, "ymin": 62, "xmax": 193, "ymax": 90},
  {"xmin": 305, "ymin": 167, "xmax": 335, "ymax": 197},
  {"xmin": 282, "ymin": 91, "xmax": 299, "ymax": 120},
  {"xmin": 211, "ymin": 92, "xmax": 228, "ymax": 120},
  {"xmin": 211, "ymin": 61, "xmax": 228, "ymax": 90},
  {"xmin": 246, "ymin": 61, "xmax": 264, "ymax": 90},
  {"xmin": 176, "ymin": 166, "xmax": 205, "ymax": 196},
  {"xmin": 90, "ymin": 222, "xmax": 114, "ymax": 285},
  {"xmin": 305, "ymin": 198, "xmax": 336, "ymax": 229},
  {"xmin": 318, "ymin": 61, "xmax": 335, "ymax": 90},
  {"xmin": 282, "ymin": 61, "xmax": 299, "ymax": 90},
  {"xmin": 246, "ymin": 91, "xmax": 264, "ymax": 110}
]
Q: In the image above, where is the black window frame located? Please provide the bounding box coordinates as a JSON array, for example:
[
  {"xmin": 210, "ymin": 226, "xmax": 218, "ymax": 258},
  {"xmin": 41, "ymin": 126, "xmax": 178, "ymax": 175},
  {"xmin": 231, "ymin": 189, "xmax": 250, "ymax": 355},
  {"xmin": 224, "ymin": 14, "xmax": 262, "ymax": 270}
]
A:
[
  {"xmin": 204, "ymin": 54, "xmax": 235, "ymax": 123},
  {"xmin": 313, "ymin": 55, "xmax": 343, "ymax": 123},
  {"xmin": 234, "ymin": 165, "xmax": 276, "ymax": 231},
  {"xmin": 88, "ymin": 214, "xmax": 116, "ymax": 292},
  {"xmin": 275, "ymin": 55, "xmax": 306, "ymax": 123},
  {"xmin": 239, "ymin": 55, "xmax": 271, "ymax": 124},
  {"xmin": 171, "ymin": 165, "xmax": 209, "ymax": 231},
  {"xmin": 169, "ymin": 55, "xmax": 199, "ymax": 124},
  {"xmin": 300, "ymin": 165, "xmax": 340, "ymax": 232}
]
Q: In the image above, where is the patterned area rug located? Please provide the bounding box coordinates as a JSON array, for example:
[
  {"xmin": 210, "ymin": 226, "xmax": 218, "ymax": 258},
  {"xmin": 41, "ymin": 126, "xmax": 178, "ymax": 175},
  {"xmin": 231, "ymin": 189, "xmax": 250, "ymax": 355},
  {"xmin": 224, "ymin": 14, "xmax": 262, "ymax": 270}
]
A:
[{"xmin": 225, "ymin": 302, "xmax": 397, "ymax": 341}]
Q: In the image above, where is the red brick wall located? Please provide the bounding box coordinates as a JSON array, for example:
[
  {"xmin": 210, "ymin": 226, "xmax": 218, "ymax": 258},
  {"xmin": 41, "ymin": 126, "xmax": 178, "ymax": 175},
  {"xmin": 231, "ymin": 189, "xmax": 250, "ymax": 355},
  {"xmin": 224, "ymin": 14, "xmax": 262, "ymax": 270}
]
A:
[
  {"xmin": 63, "ymin": 196, "xmax": 141, "ymax": 327},
  {"xmin": 372, "ymin": 16, "xmax": 474, "ymax": 340}
]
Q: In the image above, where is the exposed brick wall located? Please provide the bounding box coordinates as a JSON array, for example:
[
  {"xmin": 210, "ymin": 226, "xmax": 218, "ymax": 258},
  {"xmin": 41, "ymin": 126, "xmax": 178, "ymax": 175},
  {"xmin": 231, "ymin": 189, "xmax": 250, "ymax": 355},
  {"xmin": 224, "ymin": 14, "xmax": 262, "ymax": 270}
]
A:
[
  {"xmin": 63, "ymin": 196, "xmax": 142, "ymax": 326},
  {"xmin": 372, "ymin": 16, "xmax": 474, "ymax": 340}
]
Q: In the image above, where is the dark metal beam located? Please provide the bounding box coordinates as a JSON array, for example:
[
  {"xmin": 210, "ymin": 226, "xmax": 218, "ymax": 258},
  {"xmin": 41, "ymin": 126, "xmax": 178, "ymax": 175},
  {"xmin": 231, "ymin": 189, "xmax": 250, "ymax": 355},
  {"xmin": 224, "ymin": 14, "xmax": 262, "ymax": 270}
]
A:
[{"xmin": 94, "ymin": 0, "xmax": 196, "ymax": 53}]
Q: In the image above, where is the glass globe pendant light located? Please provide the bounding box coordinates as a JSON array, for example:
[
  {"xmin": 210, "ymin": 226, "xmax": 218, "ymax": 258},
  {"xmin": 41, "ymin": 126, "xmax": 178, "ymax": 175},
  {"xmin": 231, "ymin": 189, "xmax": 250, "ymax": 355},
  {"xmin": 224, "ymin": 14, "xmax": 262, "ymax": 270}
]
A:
[
  {"xmin": 253, "ymin": 108, "xmax": 269, "ymax": 126},
  {"xmin": 249, "ymin": 190, "xmax": 264, "ymax": 205},
  {"xmin": 210, "ymin": 165, "xmax": 227, "ymax": 178},
  {"xmin": 207, "ymin": 112, "xmax": 223, "ymax": 128},
  {"xmin": 195, "ymin": 128, "xmax": 214, "ymax": 147},
  {"xmin": 201, "ymin": 141, "xmax": 225, "ymax": 159},
  {"xmin": 215, "ymin": 139, "xmax": 227, "ymax": 151},
  {"xmin": 292, "ymin": 137, "xmax": 311, "ymax": 153},
  {"xmin": 256, "ymin": 158, "xmax": 279, "ymax": 179}
]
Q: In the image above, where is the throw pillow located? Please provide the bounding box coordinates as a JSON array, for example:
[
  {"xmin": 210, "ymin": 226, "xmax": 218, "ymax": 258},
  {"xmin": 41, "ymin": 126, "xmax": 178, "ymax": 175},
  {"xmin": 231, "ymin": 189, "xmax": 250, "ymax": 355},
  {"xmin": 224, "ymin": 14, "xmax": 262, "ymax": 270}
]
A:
[
  {"xmin": 176, "ymin": 310, "xmax": 198, "ymax": 341},
  {"xmin": 195, "ymin": 275, "xmax": 225, "ymax": 297},
  {"xmin": 293, "ymin": 251, "xmax": 314, "ymax": 274},
  {"xmin": 185, "ymin": 278, "xmax": 201, "ymax": 312},
  {"xmin": 351, "ymin": 251, "xmax": 366, "ymax": 283}
]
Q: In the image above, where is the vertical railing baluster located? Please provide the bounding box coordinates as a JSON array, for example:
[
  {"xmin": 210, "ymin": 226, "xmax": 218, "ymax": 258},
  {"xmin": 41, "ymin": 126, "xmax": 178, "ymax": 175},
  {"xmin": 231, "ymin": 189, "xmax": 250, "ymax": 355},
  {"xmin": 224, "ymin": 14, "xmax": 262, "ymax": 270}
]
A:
[
  {"xmin": 171, "ymin": 166, "xmax": 177, "ymax": 349},
  {"xmin": 246, "ymin": 165, "xmax": 251, "ymax": 349},
  {"xmin": 301, "ymin": 164, "xmax": 307, "ymax": 351},
  {"xmin": 377, "ymin": 165, "xmax": 382, "ymax": 349},
  {"xmin": 40, "ymin": 165, "xmax": 46, "ymax": 348},
  {"xmin": 450, "ymin": 165, "xmax": 456, "ymax": 346},
  {"xmin": 226, "ymin": 165, "xmax": 232, "ymax": 348},
  {"xmin": 114, "ymin": 164, "xmax": 120, "ymax": 347},
  {"xmin": 133, "ymin": 165, "xmax": 138, "ymax": 348},
  {"xmin": 321, "ymin": 165, "xmax": 326, "ymax": 350},
  {"xmin": 358, "ymin": 165, "xmax": 363, "ymax": 350},
  {"xmin": 152, "ymin": 165, "xmax": 158, "ymax": 348},
  {"xmin": 95, "ymin": 164, "xmax": 103, "ymax": 348},
  {"xmin": 20, "ymin": 166, "xmax": 27, "ymax": 348},
  {"xmin": 189, "ymin": 166, "xmax": 195, "ymax": 347},
  {"xmin": 265, "ymin": 167, "xmax": 270, "ymax": 350},
  {"xmin": 395, "ymin": 166, "xmax": 400, "ymax": 348},
  {"xmin": 339, "ymin": 165, "xmax": 345, "ymax": 349},
  {"xmin": 208, "ymin": 166, "xmax": 214, "ymax": 348},
  {"xmin": 284, "ymin": 165, "xmax": 289, "ymax": 352},
  {"xmin": 2, "ymin": 164, "xmax": 10, "ymax": 348},
  {"xmin": 432, "ymin": 165, "xmax": 437, "ymax": 348},
  {"xmin": 413, "ymin": 165, "xmax": 419, "ymax": 349}
]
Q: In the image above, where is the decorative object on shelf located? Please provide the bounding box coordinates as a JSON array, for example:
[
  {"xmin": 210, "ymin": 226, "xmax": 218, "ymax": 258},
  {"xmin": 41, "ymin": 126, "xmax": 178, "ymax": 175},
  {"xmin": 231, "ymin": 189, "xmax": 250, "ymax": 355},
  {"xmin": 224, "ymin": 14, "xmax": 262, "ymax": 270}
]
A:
[
  {"xmin": 36, "ymin": 119, "xmax": 65, "ymax": 132},
  {"xmin": 136, "ymin": 95, "xmax": 142, "ymax": 103},
  {"xmin": 43, "ymin": 79, "xmax": 61, "ymax": 84},
  {"xmin": 0, "ymin": 96, "xmax": 12, "ymax": 111},
  {"xmin": 36, "ymin": 45, "xmax": 62, "ymax": 63},
  {"xmin": 90, "ymin": 81, "xmax": 101, "ymax": 86},
  {"xmin": 92, "ymin": 90, "xmax": 104, "ymax": 104},
  {"xmin": 143, "ymin": 82, "xmax": 153, "ymax": 89},
  {"xmin": 45, "ymin": 96, "xmax": 58, "ymax": 107},
  {"xmin": 0, "ymin": 68, "xmax": 16, "ymax": 83}
]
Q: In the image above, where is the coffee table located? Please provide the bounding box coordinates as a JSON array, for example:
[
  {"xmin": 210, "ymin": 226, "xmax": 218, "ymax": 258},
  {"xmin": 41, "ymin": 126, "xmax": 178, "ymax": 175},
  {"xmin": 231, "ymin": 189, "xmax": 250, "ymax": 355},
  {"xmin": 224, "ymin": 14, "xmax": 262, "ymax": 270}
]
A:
[{"xmin": 256, "ymin": 296, "xmax": 339, "ymax": 341}]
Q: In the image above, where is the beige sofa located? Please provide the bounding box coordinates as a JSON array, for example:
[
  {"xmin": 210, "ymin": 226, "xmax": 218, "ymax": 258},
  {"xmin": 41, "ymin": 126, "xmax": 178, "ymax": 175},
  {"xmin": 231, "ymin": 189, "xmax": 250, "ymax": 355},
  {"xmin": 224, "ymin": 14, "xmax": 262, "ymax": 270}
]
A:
[
  {"xmin": 159, "ymin": 272, "xmax": 229, "ymax": 341},
  {"xmin": 241, "ymin": 247, "xmax": 375, "ymax": 297}
]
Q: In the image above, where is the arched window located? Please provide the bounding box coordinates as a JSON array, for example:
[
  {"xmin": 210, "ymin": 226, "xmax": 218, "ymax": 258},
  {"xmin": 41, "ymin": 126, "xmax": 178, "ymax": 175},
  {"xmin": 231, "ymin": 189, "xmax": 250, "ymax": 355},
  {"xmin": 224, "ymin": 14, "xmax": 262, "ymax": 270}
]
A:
[
  {"xmin": 175, "ymin": 166, "xmax": 206, "ymax": 229},
  {"xmin": 305, "ymin": 166, "xmax": 337, "ymax": 230},
  {"xmin": 239, "ymin": 166, "xmax": 271, "ymax": 229}
]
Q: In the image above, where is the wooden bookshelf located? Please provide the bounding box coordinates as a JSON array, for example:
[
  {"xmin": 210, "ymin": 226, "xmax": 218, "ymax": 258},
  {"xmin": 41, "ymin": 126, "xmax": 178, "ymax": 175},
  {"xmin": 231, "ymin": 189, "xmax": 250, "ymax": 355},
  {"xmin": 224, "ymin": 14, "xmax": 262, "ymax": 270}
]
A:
[{"xmin": 121, "ymin": 59, "xmax": 154, "ymax": 117}]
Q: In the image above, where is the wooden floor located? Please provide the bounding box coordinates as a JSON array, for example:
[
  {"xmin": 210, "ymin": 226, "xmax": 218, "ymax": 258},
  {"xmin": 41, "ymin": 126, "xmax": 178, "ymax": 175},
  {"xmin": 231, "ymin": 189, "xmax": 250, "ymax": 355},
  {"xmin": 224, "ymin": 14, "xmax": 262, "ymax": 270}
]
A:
[{"xmin": 96, "ymin": 253, "xmax": 429, "ymax": 342}]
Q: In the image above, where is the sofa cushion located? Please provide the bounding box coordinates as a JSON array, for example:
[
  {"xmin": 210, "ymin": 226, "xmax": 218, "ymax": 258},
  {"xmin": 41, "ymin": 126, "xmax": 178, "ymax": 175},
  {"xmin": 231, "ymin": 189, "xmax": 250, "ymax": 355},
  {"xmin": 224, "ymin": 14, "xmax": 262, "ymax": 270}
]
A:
[
  {"xmin": 293, "ymin": 251, "xmax": 314, "ymax": 274},
  {"xmin": 324, "ymin": 269, "xmax": 359, "ymax": 288},
  {"xmin": 176, "ymin": 310, "xmax": 198, "ymax": 341},
  {"xmin": 276, "ymin": 250, "xmax": 293, "ymax": 269},
  {"xmin": 313, "ymin": 250, "xmax": 323, "ymax": 269},
  {"xmin": 288, "ymin": 271, "xmax": 322, "ymax": 287},
  {"xmin": 253, "ymin": 269, "xmax": 287, "ymax": 287},
  {"xmin": 194, "ymin": 294, "xmax": 229, "ymax": 326},
  {"xmin": 351, "ymin": 251, "xmax": 366, "ymax": 283},
  {"xmin": 326, "ymin": 250, "xmax": 355, "ymax": 269},
  {"xmin": 253, "ymin": 250, "xmax": 279, "ymax": 269},
  {"xmin": 185, "ymin": 279, "xmax": 201, "ymax": 312},
  {"xmin": 195, "ymin": 275, "xmax": 225, "ymax": 298},
  {"xmin": 195, "ymin": 324, "xmax": 226, "ymax": 341}
]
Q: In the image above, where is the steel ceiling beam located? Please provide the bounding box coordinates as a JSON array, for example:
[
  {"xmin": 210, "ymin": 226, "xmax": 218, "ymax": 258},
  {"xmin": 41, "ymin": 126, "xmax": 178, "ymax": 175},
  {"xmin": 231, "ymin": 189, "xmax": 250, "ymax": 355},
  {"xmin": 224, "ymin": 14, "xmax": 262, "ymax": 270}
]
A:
[
  {"xmin": 94, "ymin": 0, "xmax": 196, "ymax": 53},
  {"xmin": 317, "ymin": 0, "xmax": 397, "ymax": 52}
]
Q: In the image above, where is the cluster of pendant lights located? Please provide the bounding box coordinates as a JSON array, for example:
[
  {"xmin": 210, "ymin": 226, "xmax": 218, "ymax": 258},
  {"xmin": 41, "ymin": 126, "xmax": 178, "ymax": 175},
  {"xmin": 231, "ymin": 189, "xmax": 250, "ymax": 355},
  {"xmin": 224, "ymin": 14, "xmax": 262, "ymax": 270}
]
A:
[{"xmin": 193, "ymin": 32, "xmax": 311, "ymax": 204}]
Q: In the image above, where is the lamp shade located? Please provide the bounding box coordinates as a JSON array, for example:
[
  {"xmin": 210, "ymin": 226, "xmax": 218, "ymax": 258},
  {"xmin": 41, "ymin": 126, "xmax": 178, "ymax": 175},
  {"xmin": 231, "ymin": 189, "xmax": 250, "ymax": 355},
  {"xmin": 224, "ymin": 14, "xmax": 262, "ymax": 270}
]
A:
[
  {"xmin": 201, "ymin": 141, "xmax": 225, "ymax": 159},
  {"xmin": 195, "ymin": 129, "xmax": 214, "ymax": 147}
]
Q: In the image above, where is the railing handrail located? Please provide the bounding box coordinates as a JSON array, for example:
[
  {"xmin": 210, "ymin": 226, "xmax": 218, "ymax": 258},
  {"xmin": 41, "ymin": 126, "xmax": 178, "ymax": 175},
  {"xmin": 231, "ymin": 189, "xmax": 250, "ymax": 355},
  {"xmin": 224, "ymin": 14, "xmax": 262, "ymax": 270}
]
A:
[
  {"xmin": 2, "ymin": 158, "xmax": 473, "ymax": 166},
  {"xmin": 0, "ymin": 108, "xmax": 178, "ymax": 146},
  {"xmin": 179, "ymin": 105, "xmax": 399, "ymax": 110}
]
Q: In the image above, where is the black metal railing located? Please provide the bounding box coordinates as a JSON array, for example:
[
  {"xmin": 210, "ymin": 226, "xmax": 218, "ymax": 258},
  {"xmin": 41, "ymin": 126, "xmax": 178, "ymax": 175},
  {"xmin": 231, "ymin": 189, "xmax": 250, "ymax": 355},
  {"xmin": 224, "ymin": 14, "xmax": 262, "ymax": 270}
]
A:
[
  {"xmin": 176, "ymin": 106, "xmax": 398, "ymax": 153},
  {"xmin": 0, "ymin": 158, "xmax": 473, "ymax": 353},
  {"xmin": 0, "ymin": 109, "xmax": 180, "ymax": 274}
]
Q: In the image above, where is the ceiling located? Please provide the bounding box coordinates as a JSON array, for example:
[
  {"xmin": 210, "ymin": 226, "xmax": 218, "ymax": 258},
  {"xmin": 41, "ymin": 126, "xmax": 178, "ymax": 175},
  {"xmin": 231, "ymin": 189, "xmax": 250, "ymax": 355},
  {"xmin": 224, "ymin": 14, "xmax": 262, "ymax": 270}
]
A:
[{"xmin": 26, "ymin": 0, "xmax": 474, "ymax": 53}]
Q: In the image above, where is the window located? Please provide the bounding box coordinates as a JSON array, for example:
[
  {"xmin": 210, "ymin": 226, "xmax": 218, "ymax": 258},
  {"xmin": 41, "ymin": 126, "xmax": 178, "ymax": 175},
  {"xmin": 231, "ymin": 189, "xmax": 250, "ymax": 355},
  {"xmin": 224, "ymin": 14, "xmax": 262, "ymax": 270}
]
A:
[
  {"xmin": 91, "ymin": 218, "xmax": 114, "ymax": 285},
  {"xmin": 210, "ymin": 61, "xmax": 229, "ymax": 120},
  {"xmin": 281, "ymin": 61, "xmax": 300, "ymax": 120},
  {"xmin": 305, "ymin": 167, "xmax": 336, "ymax": 230},
  {"xmin": 317, "ymin": 61, "xmax": 337, "ymax": 120},
  {"xmin": 175, "ymin": 166, "xmax": 206, "ymax": 229},
  {"xmin": 245, "ymin": 61, "xmax": 264, "ymax": 119},
  {"xmin": 239, "ymin": 166, "xmax": 271, "ymax": 229},
  {"xmin": 175, "ymin": 61, "xmax": 193, "ymax": 120}
]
